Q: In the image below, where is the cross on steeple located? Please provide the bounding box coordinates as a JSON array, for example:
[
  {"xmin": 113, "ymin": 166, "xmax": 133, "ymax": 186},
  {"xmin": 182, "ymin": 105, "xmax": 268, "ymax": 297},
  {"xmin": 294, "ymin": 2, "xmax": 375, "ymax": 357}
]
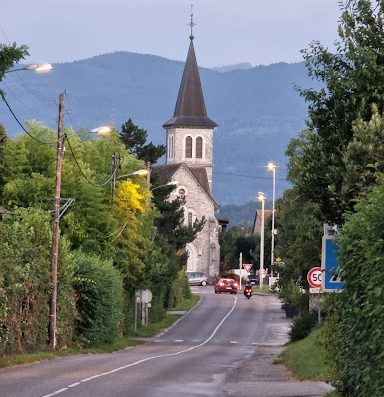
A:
[{"xmin": 188, "ymin": 3, "xmax": 196, "ymax": 40}]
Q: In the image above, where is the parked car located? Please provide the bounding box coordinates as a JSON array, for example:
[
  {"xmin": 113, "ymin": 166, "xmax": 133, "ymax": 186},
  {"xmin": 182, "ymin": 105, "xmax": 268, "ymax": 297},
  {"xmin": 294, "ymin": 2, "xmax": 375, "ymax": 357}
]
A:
[
  {"xmin": 247, "ymin": 274, "xmax": 259, "ymax": 285},
  {"xmin": 214, "ymin": 278, "xmax": 238, "ymax": 294},
  {"xmin": 186, "ymin": 271, "xmax": 208, "ymax": 286}
]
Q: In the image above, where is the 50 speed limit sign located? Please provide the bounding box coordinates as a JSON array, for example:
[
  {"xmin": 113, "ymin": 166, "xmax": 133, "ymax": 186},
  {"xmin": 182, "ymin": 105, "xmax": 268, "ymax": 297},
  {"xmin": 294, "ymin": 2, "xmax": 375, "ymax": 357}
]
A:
[{"xmin": 307, "ymin": 267, "xmax": 322, "ymax": 288}]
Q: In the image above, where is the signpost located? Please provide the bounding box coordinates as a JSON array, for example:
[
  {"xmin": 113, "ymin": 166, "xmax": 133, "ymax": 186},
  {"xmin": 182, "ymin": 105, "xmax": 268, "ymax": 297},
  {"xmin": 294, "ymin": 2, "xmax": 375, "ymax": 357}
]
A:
[
  {"xmin": 243, "ymin": 264, "xmax": 252, "ymax": 273},
  {"xmin": 307, "ymin": 267, "xmax": 322, "ymax": 288},
  {"xmin": 307, "ymin": 267, "xmax": 322, "ymax": 324},
  {"xmin": 322, "ymin": 236, "xmax": 345, "ymax": 292}
]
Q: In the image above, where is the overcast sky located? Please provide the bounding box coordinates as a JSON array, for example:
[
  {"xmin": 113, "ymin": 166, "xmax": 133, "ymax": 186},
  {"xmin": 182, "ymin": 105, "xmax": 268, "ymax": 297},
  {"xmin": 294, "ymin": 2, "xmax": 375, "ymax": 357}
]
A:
[{"xmin": 1, "ymin": 0, "xmax": 341, "ymax": 68}]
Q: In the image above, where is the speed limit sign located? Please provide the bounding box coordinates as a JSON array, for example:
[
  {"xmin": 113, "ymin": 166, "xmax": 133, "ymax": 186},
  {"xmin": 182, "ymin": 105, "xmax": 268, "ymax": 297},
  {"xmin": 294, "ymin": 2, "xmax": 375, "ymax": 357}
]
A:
[{"xmin": 307, "ymin": 267, "xmax": 322, "ymax": 288}]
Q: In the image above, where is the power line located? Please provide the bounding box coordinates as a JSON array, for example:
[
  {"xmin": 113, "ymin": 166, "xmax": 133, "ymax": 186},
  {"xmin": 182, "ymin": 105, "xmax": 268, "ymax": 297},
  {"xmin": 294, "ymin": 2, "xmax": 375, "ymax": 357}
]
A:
[
  {"xmin": 1, "ymin": 93, "xmax": 56, "ymax": 145},
  {"xmin": 65, "ymin": 137, "xmax": 118, "ymax": 187},
  {"xmin": 213, "ymin": 171, "xmax": 288, "ymax": 182}
]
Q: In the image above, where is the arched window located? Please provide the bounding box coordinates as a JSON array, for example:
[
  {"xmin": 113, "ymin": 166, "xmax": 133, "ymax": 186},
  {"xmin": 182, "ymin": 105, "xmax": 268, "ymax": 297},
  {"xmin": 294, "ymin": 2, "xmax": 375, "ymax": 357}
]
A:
[
  {"xmin": 188, "ymin": 212, "xmax": 193, "ymax": 226},
  {"xmin": 185, "ymin": 136, "xmax": 192, "ymax": 158},
  {"xmin": 196, "ymin": 136, "xmax": 203, "ymax": 158}
]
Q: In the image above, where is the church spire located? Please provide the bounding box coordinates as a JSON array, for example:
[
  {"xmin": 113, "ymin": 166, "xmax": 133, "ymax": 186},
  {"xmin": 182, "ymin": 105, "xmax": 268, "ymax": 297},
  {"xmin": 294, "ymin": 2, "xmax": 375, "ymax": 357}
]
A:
[{"xmin": 163, "ymin": 10, "xmax": 217, "ymax": 129}]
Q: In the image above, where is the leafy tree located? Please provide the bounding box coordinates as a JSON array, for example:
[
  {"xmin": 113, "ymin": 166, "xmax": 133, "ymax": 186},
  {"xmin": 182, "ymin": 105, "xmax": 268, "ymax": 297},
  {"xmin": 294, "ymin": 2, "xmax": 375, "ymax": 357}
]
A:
[
  {"xmin": 288, "ymin": 0, "xmax": 384, "ymax": 224},
  {"xmin": 324, "ymin": 174, "xmax": 384, "ymax": 396},
  {"xmin": 119, "ymin": 118, "xmax": 165, "ymax": 164},
  {"xmin": 274, "ymin": 188, "xmax": 323, "ymax": 289},
  {"xmin": 0, "ymin": 42, "xmax": 29, "ymax": 94}
]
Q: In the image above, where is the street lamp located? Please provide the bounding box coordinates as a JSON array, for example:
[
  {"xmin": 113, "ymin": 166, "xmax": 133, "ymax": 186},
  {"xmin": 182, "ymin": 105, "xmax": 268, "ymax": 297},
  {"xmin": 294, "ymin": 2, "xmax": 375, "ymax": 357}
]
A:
[
  {"xmin": 258, "ymin": 191, "xmax": 266, "ymax": 289},
  {"xmin": 267, "ymin": 162, "xmax": 276, "ymax": 275},
  {"xmin": 5, "ymin": 63, "xmax": 53, "ymax": 74},
  {"xmin": 150, "ymin": 180, "xmax": 178, "ymax": 192}
]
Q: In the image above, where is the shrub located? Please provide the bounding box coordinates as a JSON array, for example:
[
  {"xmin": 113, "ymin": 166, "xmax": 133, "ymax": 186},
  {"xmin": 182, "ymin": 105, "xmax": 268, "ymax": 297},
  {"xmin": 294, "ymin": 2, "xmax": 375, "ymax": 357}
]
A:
[
  {"xmin": 324, "ymin": 175, "xmax": 384, "ymax": 396},
  {"xmin": 0, "ymin": 208, "xmax": 75, "ymax": 354},
  {"xmin": 168, "ymin": 270, "xmax": 192, "ymax": 309},
  {"xmin": 289, "ymin": 310, "xmax": 317, "ymax": 342},
  {"xmin": 73, "ymin": 252, "xmax": 124, "ymax": 346}
]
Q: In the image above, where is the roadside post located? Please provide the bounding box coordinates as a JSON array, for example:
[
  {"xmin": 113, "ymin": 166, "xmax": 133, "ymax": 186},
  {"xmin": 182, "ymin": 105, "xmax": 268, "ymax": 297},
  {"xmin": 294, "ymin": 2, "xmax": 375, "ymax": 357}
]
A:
[
  {"xmin": 307, "ymin": 267, "xmax": 322, "ymax": 324},
  {"xmin": 239, "ymin": 252, "xmax": 243, "ymax": 290}
]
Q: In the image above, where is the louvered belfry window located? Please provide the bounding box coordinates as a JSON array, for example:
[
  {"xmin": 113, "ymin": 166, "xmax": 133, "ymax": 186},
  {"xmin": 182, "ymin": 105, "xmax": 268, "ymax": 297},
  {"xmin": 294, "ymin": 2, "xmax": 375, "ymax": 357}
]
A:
[
  {"xmin": 196, "ymin": 137, "xmax": 203, "ymax": 158},
  {"xmin": 185, "ymin": 136, "xmax": 193, "ymax": 158}
]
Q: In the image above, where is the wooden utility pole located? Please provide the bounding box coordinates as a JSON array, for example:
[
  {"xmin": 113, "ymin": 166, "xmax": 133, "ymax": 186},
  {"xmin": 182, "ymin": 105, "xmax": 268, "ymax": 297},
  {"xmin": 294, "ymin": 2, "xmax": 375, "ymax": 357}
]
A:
[{"xmin": 49, "ymin": 92, "xmax": 65, "ymax": 349}]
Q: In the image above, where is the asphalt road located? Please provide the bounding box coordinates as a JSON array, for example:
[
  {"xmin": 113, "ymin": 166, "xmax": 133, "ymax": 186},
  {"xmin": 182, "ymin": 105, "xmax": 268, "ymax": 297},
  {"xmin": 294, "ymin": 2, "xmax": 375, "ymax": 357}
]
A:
[{"xmin": 0, "ymin": 287, "xmax": 332, "ymax": 397}]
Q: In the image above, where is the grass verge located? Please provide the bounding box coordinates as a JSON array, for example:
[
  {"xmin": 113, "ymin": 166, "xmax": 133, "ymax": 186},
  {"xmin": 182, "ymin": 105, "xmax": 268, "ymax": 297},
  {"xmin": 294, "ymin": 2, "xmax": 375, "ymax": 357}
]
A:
[
  {"xmin": 0, "ymin": 294, "xmax": 199, "ymax": 368},
  {"xmin": 275, "ymin": 327, "xmax": 339, "ymax": 397}
]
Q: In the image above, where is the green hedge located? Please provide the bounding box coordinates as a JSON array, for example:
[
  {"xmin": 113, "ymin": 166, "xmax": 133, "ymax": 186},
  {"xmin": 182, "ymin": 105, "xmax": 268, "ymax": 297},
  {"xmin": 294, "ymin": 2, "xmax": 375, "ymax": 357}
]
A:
[
  {"xmin": 73, "ymin": 252, "xmax": 124, "ymax": 346},
  {"xmin": 0, "ymin": 209, "xmax": 75, "ymax": 354},
  {"xmin": 324, "ymin": 175, "xmax": 384, "ymax": 396}
]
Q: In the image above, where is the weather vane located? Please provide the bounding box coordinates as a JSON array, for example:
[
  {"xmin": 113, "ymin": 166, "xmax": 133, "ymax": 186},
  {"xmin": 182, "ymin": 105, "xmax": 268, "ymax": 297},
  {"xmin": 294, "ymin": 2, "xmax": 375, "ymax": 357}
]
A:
[{"xmin": 188, "ymin": 3, "xmax": 196, "ymax": 40}]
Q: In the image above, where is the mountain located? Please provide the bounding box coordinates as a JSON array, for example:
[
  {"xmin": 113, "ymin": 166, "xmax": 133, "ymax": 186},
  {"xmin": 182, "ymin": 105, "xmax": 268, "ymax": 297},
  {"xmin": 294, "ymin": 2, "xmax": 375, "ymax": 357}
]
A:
[
  {"xmin": 1, "ymin": 51, "xmax": 318, "ymax": 205},
  {"xmin": 213, "ymin": 62, "xmax": 253, "ymax": 72}
]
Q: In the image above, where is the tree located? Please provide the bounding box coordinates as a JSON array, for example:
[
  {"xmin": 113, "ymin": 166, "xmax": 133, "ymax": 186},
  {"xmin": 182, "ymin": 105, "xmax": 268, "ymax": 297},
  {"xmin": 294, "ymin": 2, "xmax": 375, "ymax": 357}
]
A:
[
  {"xmin": 288, "ymin": 0, "xmax": 384, "ymax": 224},
  {"xmin": 0, "ymin": 42, "xmax": 29, "ymax": 92},
  {"xmin": 119, "ymin": 118, "xmax": 165, "ymax": 164}
]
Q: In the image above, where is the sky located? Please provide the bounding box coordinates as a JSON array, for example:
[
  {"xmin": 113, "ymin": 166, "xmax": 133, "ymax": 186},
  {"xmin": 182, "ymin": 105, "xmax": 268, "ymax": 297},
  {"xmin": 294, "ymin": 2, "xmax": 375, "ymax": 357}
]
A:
[{"xmin": 1, "ymin": 0, "xmax": 342, "ymax": 68}]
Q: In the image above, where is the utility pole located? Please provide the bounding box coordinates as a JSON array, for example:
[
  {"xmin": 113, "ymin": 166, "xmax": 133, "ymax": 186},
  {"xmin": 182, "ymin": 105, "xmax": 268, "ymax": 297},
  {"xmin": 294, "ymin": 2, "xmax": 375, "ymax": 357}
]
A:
[{"xmin": 49, "ymin": 92, "xmax": 65, "ymax": 349}]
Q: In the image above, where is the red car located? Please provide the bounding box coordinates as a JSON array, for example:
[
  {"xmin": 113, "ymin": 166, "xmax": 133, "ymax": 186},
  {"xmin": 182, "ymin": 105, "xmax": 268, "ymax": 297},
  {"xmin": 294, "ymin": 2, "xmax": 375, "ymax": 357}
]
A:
[{"xmin": 214, "ymin": 278, "xmax": 238, "ymax": 294}]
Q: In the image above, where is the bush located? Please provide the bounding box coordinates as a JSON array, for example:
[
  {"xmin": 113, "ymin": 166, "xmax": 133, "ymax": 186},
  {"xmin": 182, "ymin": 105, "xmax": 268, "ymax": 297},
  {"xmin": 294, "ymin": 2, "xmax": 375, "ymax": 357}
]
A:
[
  {"xmin": 73, "ymin": 252, "xmax": 124, "ymax": 346},
  {"xmin": 0, "ymin": 209, "xmax": 75, "ymax": 354},
  {"xmin": 168, "ymin": 270, "xmax": 192, "ymax": 309},
  {"xmin": 289, "ymin": 310, "xmax": 317, "ymax": 342},
  {"xmin": 324, "ymin": 176, "xmax": 384, "ymax": 396}
]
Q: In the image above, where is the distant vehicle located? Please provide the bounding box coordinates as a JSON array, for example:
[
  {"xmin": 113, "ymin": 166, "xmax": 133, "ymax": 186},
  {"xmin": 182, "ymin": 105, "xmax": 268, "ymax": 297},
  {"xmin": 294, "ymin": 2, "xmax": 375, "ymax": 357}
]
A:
[
  {"xmin": 214, "ymin": 278, "xmax": 238, "ymax": 294},
  {"xmin": 186, "ymin": 271, "xmax": 208, "ymax": 286},
  {"xmin": 247, "ymin": 275, "xmax": 258, "ymax": 285}
]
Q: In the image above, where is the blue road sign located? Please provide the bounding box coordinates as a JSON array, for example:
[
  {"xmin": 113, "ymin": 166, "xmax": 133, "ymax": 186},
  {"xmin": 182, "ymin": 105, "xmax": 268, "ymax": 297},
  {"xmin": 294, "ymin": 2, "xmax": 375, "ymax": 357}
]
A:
[{"xmin": 322, "ymin": 236, "xmax": 345, "ymax": 292}]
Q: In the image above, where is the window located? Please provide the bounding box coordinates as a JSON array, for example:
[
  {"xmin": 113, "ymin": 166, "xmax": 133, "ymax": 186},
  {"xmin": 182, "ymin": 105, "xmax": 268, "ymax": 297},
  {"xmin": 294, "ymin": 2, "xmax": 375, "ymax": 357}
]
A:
[
  {"xmin": 196, "ymin": 136, "xmax": 203, "ymax": 158},
  {"xmin": 188, "ymin": 212, "xmax": 193, "ymax": 226},
  {"xmin": 185, "ymin": 136, "xmax": 192, "ymax": 158}
]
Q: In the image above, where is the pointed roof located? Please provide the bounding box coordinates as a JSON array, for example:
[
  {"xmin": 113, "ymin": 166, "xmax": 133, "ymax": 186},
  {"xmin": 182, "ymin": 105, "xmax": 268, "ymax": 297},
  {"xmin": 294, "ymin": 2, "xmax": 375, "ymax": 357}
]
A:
[{"xmin": 163, "ymin": 38, "xmax": 217, "ymax": 129}]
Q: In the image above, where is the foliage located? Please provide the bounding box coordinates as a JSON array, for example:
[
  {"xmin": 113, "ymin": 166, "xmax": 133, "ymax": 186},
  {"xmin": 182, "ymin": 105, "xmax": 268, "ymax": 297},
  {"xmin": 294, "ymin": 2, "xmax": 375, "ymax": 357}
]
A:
[
  {"xmin": 219, "ymin": 224, "xmax": 259, "ymax": 273},
  {"xmin": 279, "ymin": 281, "xmax": 308, "ymax": 312},
  {"xmin": 288, "ymin": 0, "xmax": 384, "ymax": 224},
  {"xmin": 324, "ymin": 174, "xmax": 384, "ymax": 396},
  {"xmin": 0, "ymin": 42, "xmax": 29, "ymax": 93},
  {"xmin": 151, "ymin": 172, "xmax": 206, "ymax": 251},
  {"xmin": 274, "ymin": 188, "xmax": 323, "ymax": 289},
  {"xmin": 289, "ymin": 310, "xmax": 317, "ymax": 342},
  {"xmin": 0, "ymin": 208, "xmax": 75, "ymax": 354},
  {"xmin": 119, "ymin": 118, "xmax": 165, "ymax": 164},
  {"xmin": 72, "ymin": 252, "xmax": 124, "ymax": 346},
  {"xmin": 168, "ymin": 270, "xmax": 192, "ymax": 309}
]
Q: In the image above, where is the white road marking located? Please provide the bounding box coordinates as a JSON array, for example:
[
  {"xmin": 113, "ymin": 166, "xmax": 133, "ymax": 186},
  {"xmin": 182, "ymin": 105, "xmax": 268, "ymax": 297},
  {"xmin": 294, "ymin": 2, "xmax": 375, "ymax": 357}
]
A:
[
  {"xmin": 174, "ymin": 339, "xmax": 184, "ymax": 343},
  {"xmin": 41, "ymin": 297, "xmax": 238, "ymax": 397},
  {"xmin": 229, "ymin": 341, "xmax": 238, "ymax": 344},
  {"xmin": 67, "ymin": 383, "xmax": 80, "ymax": 388}
]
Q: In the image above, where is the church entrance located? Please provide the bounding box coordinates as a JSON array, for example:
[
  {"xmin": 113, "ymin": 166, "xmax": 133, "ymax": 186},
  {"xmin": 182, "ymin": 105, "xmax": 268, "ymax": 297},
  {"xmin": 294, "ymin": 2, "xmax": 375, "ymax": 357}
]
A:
[{"xmin": 186, "ymin": 242, "xmax": 198, "ymax": 272}]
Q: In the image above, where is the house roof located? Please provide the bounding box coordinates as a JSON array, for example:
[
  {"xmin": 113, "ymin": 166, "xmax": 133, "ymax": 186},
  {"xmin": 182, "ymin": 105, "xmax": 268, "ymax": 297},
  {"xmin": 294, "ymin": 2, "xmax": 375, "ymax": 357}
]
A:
[
  {"xmin": 163, "ymin": 38, "xmax": 217, "ymax": 129},
  {"xmin": 152, "ymin": 163, "xmax": 218, "ymax": 209},
  {"xmin": 252, "ymin": 209, "xmax": 273, "ymax": 235}
]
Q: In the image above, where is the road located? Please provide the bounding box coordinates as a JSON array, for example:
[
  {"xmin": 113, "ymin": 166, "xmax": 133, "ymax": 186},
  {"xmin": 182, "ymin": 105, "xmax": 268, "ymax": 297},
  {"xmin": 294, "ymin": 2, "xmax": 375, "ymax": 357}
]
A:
[{"xmin": 0, "ymin": 287, "xmax": 320, "ymax": 397}]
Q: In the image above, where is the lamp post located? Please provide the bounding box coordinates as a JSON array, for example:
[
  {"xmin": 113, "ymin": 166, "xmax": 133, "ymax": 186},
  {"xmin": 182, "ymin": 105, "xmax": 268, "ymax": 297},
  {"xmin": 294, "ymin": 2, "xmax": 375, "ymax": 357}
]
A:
[
  {"xmin": 150, "ymin": 180, "xmax": 178, "ymax": 192},
  {"xmin": 258, "ymin": 191, "xmax": 266, "ymax": 289},
  {"xmin": 5, "ymin": 63, "xmax": 53, "ymax": 74},
  {"xmin": 267, "ymin": 162, "xmax": 276, "ymax": 275},
  {"xmin": 49, "ymin": 95, "xmax": 113, "ymax": 349}
]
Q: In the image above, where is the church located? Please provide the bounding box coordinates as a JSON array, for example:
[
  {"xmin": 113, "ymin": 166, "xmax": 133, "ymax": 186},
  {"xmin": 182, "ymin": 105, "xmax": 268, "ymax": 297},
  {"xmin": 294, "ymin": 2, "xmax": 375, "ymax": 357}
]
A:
[{"xmin": 153, "ymin": 29, "xmax": 220, "ymax": 278}]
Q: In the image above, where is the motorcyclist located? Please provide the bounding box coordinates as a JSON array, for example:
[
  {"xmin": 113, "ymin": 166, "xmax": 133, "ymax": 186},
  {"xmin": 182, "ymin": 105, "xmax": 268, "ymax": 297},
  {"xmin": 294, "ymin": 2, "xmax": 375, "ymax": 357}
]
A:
[{"xmin": 244, "ymin": 282, "xmax": 253, "ymax": 297}]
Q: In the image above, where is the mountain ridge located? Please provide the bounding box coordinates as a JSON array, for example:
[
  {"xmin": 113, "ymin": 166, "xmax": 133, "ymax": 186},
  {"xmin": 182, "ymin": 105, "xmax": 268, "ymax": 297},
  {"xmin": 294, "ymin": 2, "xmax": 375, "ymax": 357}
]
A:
[{"xmin": 1, "ymin": 51, "xmax": 317, "ymax": 205}]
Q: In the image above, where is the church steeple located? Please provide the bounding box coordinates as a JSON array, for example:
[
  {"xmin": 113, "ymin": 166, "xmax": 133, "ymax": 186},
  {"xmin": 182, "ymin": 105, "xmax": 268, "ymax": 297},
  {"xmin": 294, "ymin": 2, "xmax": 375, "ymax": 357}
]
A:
[{"xmin": 163, "ymin": 36, "xmax": 217, "ymax": 129}]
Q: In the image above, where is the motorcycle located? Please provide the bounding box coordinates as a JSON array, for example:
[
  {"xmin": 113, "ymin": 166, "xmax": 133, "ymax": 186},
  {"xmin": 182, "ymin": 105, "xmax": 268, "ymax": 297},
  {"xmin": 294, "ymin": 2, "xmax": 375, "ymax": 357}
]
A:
[{"xmin": 244, "ymin": 286, "xmax": 253, "ymax": 299}]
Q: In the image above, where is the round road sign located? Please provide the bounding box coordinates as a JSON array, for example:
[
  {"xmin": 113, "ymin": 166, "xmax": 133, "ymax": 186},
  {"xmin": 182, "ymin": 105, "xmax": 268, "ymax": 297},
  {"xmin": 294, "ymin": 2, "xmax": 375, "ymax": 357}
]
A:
[{"xmin": 307, "ymin": 267, "xmax": 322, "ymax": 288}]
